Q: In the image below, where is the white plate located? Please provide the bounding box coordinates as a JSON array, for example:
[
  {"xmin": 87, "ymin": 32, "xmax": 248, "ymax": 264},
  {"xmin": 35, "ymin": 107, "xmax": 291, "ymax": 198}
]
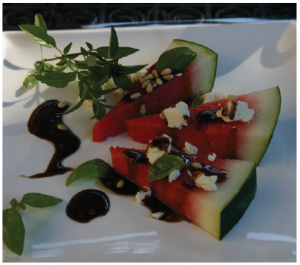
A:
[{"xmin": 3, "ymin": 21, "xmax": 296, "ymax": 262}]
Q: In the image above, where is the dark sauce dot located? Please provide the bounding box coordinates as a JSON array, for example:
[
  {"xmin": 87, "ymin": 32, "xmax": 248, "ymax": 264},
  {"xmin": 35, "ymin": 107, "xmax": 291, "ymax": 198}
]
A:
[
  {"xmin": 196, "ymin": 109, "xmax": 220, "ymax": 122},
  {"xmin": 100, "ymin": 168, "xmax": 140, "ymax": 195},
  {"xmin": 231, "ymin": 127, "xmax": 238, "ymax": 132},
  {"xmin": 66, "ymin": 189, "xmax": 109, "ymax": 223},
  {"xmin": 150, "ymin": 136, "xmax": 171, "ymax": 151},
  {"xmin": 201, "ymin": 163, "xmax": 228, "ymax": 183},
  {"xmin": 142, "ymin": 194, "xmax": 182, "ymax": 223},
  {"xmin": 23, "ymin": 100, "xmax": 80, "ymax": 178},
  {"xmin": 123, "ymin": 149, "xmax": 148, "ymax": 164}
]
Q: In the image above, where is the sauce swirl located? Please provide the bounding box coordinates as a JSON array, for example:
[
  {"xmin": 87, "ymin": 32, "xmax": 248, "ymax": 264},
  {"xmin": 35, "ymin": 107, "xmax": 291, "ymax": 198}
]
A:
[{"xmin": 22, "ymin": 100, "xmax": 80, "ymax": 178}]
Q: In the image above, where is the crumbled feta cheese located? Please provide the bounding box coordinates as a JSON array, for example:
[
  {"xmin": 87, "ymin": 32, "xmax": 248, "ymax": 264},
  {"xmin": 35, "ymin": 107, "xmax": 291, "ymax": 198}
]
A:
[
  {"xmin": 202, "ymin": 91, "xmax": 227, "ymax": 104},
  {"xmin": 194, "ymin": 172, "xmax": 218, "ymax": 191},
  {"xmin": 216, "ymin": 101, "xmax": 254, "ymax": 122},
  {"xmin": 168, "ymin": 169, "xmax": 180, "ymax": 182},
  {"xmin": 208, "ymin": 153, "xmax": 216, "ymax": 161},
  {"xmin": 152, "ymin": 212, "xmax": 165, "ymax": 219},
  {"xmin": 133, "ymin": 69, "xmax": 148, "ymax": 82},
  {"xmin": 146, "ymin": 134, "xmax": 172, "ymax": 164},
  {"xmin": 183, "ymin": 142, "xmax": 198, "ymax": 155},
  {"xmin": 135, "ymin": 187, "xmax": 151, "ymax": 205},
  {"xmin": 163, "ymin": 101, "xmax": 190, "ymax": 129}
]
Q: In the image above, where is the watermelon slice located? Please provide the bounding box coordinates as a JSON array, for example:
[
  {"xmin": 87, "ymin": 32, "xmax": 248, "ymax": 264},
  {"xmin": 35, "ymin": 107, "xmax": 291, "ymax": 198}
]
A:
[
  {"xmin": 93, "ymin": 39, "xmax": 218, "ymax": 142},
  {"xmin": 125, "ymin": 86, "xmax": 281, "ymax": 165},
  {"xmin": 110, "ymin": 146, "xmax": 257, "ymax": 240}
]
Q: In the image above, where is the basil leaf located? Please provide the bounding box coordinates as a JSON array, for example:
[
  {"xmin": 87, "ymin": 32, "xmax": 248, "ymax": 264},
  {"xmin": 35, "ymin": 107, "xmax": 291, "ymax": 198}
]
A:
[
  {"xmin": 107, "ymin": 26, "xmax": 119, "ymax": 59},
  {"xmin": 86, "ymin": 42, "xmax": 93, "ymax": 51},
  {"xmin": 74, "ymin": 61, "xmax": 88, "ymax": 70},
  {"xmin": 66, "ymin": 60, "xmax": 78, "ymax": 70},
  {"xmin": 66, "ymin": 54, "xmax": 79, "ymax": 60},
  {"xmin": 96, "ymin": 47, "xmax": 139, "ymax": 60},
  {"xmin": 60, "ymin": 81, "xmax": 88, "ymax": 115},
  {"xmin": 112, "ymin": 74, "xmax": 133, "ymax": 90},
  {"xmin": 9, "ymin": 199, "xmax": 26, "ymax": 211},
  {"xmin": 81, "ymin": 47, "xmax": 88, "ymax": 57},
  {"xmin": 85, "ymin": 55, "xmax": 97, "ymax": 67},
  {"xmin": 3, "ymin": 208, "xmax": 25, "ymax": 256},
  {"xmin": 66, "ymin": 158, "xmax": 110, "ymax": 186},
  {"xmin": 157, "ymin": 47, "xmax": 196, "ymax": 71},
  {"xmin": 56, "ymin": 56, "xmax": 67, "ymax": 66},
  {"xmin": 18, "ymin": 24, "xmax": 56, "ymax": 49},
  {"xmin": 22, "ymin": 73, "xmax": 38, "ymax": 88},
  {"xmin": 120, "ymin": 64, "xmax": 147, "ymax": 75},
  {"xmin": 21, "ymin": 193, "xmax": 62, "ymax": 208},
  {"xmin": 35, "ymin": 13, "xmax": 47, "ymax": 31},
  {"xmin": 148, "ymin": 155, "xmax": 186, "ymax": 182},
  {"xmin": 190, "ymin": 91, "xmax": 203, "ymax": 107},
  {"xmin": 91, "ymin": 100, "xmax": 106, "ymax": 120},
  {"xmin": 9, "ymin": 198, "xmax": 18, "ymax": 209},
  {"xmin": 63, "ymin": 42, "xmax": 72, "ymax": 54},
  {"xmin": 35, "ymin": 72, "xmax": 76, "ymax": 88},
  {"xmin": 84, "ymin": 65, "xmax": 109, "ymax": 83}
]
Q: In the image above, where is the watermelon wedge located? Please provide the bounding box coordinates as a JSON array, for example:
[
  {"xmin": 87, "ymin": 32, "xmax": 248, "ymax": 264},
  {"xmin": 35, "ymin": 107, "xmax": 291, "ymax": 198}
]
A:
[
  {"xmin": 93, "ymin": 39, "xmax": 218, "ymax": 142},
  {"xmin": 125, "ymin": 86, "xmax": 281, "ymax": 165},
  {"xmin": 110, "ymin": 146, "xmax": 257, "ymax": 240}
]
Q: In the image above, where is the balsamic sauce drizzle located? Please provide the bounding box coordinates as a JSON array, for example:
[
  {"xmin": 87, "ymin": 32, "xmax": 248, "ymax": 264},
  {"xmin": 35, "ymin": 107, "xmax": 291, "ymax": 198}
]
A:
[{"xmin": 22, "ymin": 100, "xmax": 81, "ymax": 178}]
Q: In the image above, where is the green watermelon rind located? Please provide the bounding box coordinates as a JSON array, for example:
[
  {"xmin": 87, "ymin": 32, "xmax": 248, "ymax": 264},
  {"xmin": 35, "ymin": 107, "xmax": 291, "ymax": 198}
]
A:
[
  {"xmin": 167, "ymin": 39, "xmax": 218, "ymax": 96},
  {"xmin": 220, "ymin": 162, "xmax": 257, "ymax": 239},
  {"xmin": 237, "ymin": 86, "xmax": 281, "ymax": 165}
]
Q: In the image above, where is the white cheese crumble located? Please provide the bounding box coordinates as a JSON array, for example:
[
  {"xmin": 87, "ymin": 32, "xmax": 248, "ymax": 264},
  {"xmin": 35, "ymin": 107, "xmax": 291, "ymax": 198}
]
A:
[
  {"xmin": 216, "ymin": 100, "xmax": 254, "ymax": 122},
  {"xmin": 208, "ymin": 153, "xmax": 216, "ymax": 161},
  {"xmin": 151, "ymin": 212, "xmax": 165, "ymax": 219},
  {"xmin": 168, "ymin": 169, "xmax": 180, "ymax": 182},
  {"xmin": 135, "ymin": 187, "xmax": 151, "ymax": 205},
  {"xmin": 146, "ymin": 134, "xmax": 172, "ymax": 164},
  {"xmin": 194, "ymin": 172, "xmax": 218, "ymax": 191},
  {"xmin": 202, "ymin": 91, "xmax": 227, "ymax": 104},
  {"xmin": 183, "ymin": 142, "xmax": 198, "ymax": 155},
  {"xmin": 162, "ymin": 101, "xmax": 190, "ymax": 129}
]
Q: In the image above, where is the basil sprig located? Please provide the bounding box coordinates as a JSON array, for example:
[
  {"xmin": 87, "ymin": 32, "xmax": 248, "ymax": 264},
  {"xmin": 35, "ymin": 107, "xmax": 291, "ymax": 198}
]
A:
[
  {"xmin": 19, "ymin": 14, "xmax": 147, "ymax": 121},
  {"xmin": 148, "ymin": 155, "xmax": 187, "ymax": 182},
  {"xmin": 66, "ymin": 158, "xmax": 110, "ymax": 186},
  {"xmin": 3, "ymin": 193, "xmax": 63, "ymax": 256},
  {"xmin": 156, "ymin": 47, "xmax": 196, "ymax": 71}
]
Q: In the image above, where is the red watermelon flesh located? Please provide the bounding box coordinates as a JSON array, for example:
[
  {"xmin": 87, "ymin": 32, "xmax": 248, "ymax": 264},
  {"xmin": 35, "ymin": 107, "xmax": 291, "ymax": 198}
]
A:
[
  {"xmin": 110, "ymin": 146, "xmax": 256, "ymax": 239},
  {"xmin": 92, "ymin": 63, "xmax": 194, "ymax": 142},
  {"xmin": 125, "ymin": 86, "xmax": 281, "ymax": 165},
  {"xmin": 92, "ymin": 39, "xmax": 218, "ymax": 142}
]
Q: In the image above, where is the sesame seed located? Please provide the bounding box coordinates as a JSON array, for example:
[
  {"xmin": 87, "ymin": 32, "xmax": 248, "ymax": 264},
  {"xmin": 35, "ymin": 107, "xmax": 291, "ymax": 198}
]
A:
[
  {"xmin": 130, "ymin": 93, "xmax": 141, "ymax": 99},
  {"xmin": 57, "ymin": 124, "xmax": 68, "ymax": 131},
  {"xmin": 58, "ymin": 100, "xmax": 69, "ymax": 108},
  {"xmin": 146, "ymin": 83, "xmax": 153, "ymax": 93},
  {"xmin": 152, "ymin": 70, "xmax": 159, "ymax": 79},
  {"xmin": 156, "ymin": 78, "xmax": 163, "ymax": 86},
  {"xmin": 141, "ymin": 80, "xmax": 151, "ymax": 89},
  {"xmin": 140, "ymin": 74, "xmax": 153, "ymax": 83},
  {"xmin": 162, "ymin": 74, "xmax": 174, "ymax": 80},
  {"xmin": 116, "ymin": 180, "xmax": 124, "ymax": 188},
  {"xmin": 161, "ymin": 68, "xmax": 172, "ymax": 76},
  {"xmin": 191, "ymin": 163, "xmax": 203, "ymax": 169},
  {"xmin": 140, "ymin": 104, "xmax": 146, "ymax": 115},
  {"xmin": 175, "ymin": 73, "xmax": 183, "ymax": 77}
]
